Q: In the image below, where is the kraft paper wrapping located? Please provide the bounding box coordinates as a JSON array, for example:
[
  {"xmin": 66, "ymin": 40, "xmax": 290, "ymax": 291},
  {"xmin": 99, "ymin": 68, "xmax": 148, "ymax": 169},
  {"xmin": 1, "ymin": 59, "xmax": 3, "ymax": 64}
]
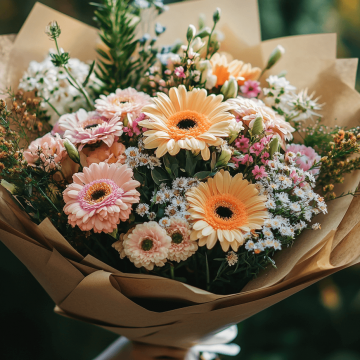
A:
[{"xmin": 1, "ymin": 0, "xmax": 360, "ymax": 351}]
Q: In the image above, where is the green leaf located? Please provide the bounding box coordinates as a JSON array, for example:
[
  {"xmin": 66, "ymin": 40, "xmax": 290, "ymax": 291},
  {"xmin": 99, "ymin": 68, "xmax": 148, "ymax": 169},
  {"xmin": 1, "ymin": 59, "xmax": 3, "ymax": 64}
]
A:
[
  {"xmin": 151, "ymin": 168, "xmax": 170, "ymax": 186},
  {"xmin": 194, "ymin": 171, "xmax": 211, "ymax": 180},
  {"xmin": 82, "ymin": 60, "xmax": 96, "ymax": 87},
  {"xmin": 252, "ymin": 116, "xmax": 264, "ymax": 135},
  {"xmin": 185, "ymin": 151, "xmax": 199, "ymax": 176}
]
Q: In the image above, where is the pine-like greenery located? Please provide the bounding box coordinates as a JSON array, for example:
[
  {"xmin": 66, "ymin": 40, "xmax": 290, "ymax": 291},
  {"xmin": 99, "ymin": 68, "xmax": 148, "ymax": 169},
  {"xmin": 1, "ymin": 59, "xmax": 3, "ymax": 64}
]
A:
[{"xmin": 91, "ymin": 0, "xmax": 165, "ymax": 95}]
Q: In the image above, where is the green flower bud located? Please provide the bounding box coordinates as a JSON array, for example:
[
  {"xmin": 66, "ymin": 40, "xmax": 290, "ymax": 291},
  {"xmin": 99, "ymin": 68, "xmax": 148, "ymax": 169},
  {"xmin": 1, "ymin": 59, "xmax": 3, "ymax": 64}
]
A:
[
  {"xmin": 220, "ymin": 77, "xmax": 238, "ymax": 100},
  {"xmin": 196, "ymin": 27, "xmax": 211, "ymax": 38},
  {"xmin": 269, "ymin": 137, "xmax": 279, "ymax": 157},
  {"xmin": 213, "ymin": 8, "xmax": 221, "ymax": 23},
  {"xmin": 265, "ymin": 45, "xmax": 285, "ymax": 70},
  {"xmin": 1, "ymin": 180, "xmax": 16, "ymax": 194},
  {"xmin": 215, "ymin": 147, "xmax": 232, "ymax": 167},
  {"xmin": 251, "ymin": 116, "xmax": 264, "ymax": 136},
  {"xmin": 186, "ymin": 24, "xmax": 196, "ymax": 43},
  {"xmin": 45, "ymin": 21, "xmax": 61, "ymax": 40},
  {"xmin": 64, "ymin": 139, "xmax": 80, "ymax": 164}
]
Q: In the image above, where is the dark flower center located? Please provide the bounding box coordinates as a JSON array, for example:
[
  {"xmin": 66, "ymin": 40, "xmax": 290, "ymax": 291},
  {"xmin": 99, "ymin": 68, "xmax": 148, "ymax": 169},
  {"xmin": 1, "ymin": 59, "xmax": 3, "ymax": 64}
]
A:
[
  {"xmin": 216, "ymin": 206, "xmax": 233, "ymax": 219},
  {"xmin": 84, "ymin": 123, "xmax": 99, "ymax": 130},
  {"xmin": 91, "ymin": 189, "xmax": 106, "ymax": 201},
  {"xmin": 141, "ymin": 238, "xmax": 154, "ymax": 251},
  {"xmin": 177, "ymin": 119, "xmax": 197, "ymax": 129},
  {"xmin": 171, "ymin": 232, "xmax": 183, "ymax": 244}
]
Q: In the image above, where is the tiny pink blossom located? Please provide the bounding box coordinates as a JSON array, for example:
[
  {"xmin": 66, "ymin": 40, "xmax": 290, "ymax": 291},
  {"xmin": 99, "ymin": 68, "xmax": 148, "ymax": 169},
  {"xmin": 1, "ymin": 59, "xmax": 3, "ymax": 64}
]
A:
[
  {"xmin": 174, "ymin": 66, "xmax": 186, "ymax": 79},
  {"xmin": 231, "ymin": 157, "xmax": 241, "ymax": 168},
  {"xmin": 234, "ymin": 136, "xmax": 250, "ymax": 152},
  {"xmin": 240, "ymin": 80, "xmax": 261, "ymax": 98},
  {"xmin": 286, "ymin": 144, "xmax": 321, "ymax": 175},
  {"xmin": 250, "ymin": 142, "xmax": 264, "ymax": 156},
  {"xmin": 241, "ymin": 154, "xmax": 253, "ymax": 165},
  {"xmin": 261, "ymin": 152, "xmax": 270, "ymax": 164},
  {"xmin": 290, "ymin": 170, "xmax": 305, "ymax": 184},
  {"xmin": 252, "ymin": 165, "xmax": 268, "ymax": 180},
  {"xmin": 260, "ymin": 135, "xmax": 273, "ymax": 146},
  {"xmin": 164, "ymin": 69, "xmax": 172, "ymax": 75}
]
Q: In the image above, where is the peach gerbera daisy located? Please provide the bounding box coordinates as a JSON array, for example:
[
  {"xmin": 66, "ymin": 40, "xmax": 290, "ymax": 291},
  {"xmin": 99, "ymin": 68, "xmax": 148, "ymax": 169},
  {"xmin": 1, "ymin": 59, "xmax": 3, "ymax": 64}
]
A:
[
  {"xmin": 95, "ymin": 87, "xmax": 151, "ymax": 122},
  {"xmin": 139, "ymin": 85, "xmax": 235, "ymax": 160},
  {"xmin": 63, "ymin": 162, "xmax": 140, "ymax": 233},
  {"xmin": 186, "ymin": 170, "xmax": 268, "ymax": 252},
  {"xmin": 113, "ymin": 222, "xmax": 171, "ymax": 270},
  {"xmin": 209, "ymin": 53, "xmax": 261, "ymax": 87}
]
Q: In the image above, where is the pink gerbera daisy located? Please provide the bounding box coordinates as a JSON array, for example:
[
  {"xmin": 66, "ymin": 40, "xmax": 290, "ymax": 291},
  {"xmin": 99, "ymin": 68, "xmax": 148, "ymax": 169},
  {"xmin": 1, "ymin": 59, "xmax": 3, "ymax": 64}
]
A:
[
  {"xmin": 63, "ymin": 162, "xmax": 140, "ymax": 233},
  {"xmin": 166, "ymin": 218, "xmax": 198, "ymax": 262},
  {"xmin": 113, "ymin": 222, "xmax": 171, "ymax": 270},
  {"xmin": 58, "ymin": 109, "xmax": 123, "ymax": 150},
  {"xmin": 95, "ymin": 87, "xmax": 151, "ymax": 122}
]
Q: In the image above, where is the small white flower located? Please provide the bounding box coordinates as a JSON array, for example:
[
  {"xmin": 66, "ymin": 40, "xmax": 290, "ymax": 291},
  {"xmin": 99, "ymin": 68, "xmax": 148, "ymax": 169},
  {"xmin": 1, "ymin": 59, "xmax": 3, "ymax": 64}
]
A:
[
  {"xmin": 245, "ymin": 240, "xmax": 255, "ymax": 251},
  {"xmin": 276, "ymin": 192, "xmax": 290, "ymax": 203},
  {"xmin": 262, "ymin": 228, "xmax": 274, "ymax": 239},
  {"xmin": 226, "ymin": 251, "xmax": 239, "ymax": 266},
  {"xmin": 312, "ymin": 223, "xmax": 321, "ymax": 230},
  {"xmin": 273, "ymin": 240, "xmax": 282, "ymax": 250},
  {"xmin": 289, "ymin": 202, "xmax": 301, "ymax": 212},
  {"xmin": 154, "ymin": 191, "xmax": 165, "ymax": 204},
  {"xmin": 136, "ymin": 203, "xmax": 150, "ymax": 216},
  {"xmin": 159, "ymin": 217, "xmax": 171, "ymax": 227},
  {"xmin": 265, "ymin": 199, "xmax": 276, "ymax": 210},
  {"xmin": 148, "ymin": 212, "xmax": 157, "ymax": 220}
]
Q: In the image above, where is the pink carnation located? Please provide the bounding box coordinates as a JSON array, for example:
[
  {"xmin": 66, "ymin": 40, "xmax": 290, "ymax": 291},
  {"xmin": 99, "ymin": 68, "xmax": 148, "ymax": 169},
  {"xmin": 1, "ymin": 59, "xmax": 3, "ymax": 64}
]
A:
[
  {"xmin": 240, "ymin": 80, "xmax": 261, "ymax": 98},
  {"xmin": 286, "ymin": 144, "xmax": 321, "ymax": 174},
  {"xmin": 58, "ymin": 109, "xmax": 123, "ymax": 150},
  {"xmin": 24, "ymin": 133, "xmax": 66, "ymax": 171},
  {"xmin": 227, "ymin": 97, "xmax": 295, "ymax": 144},
  {"xmin": 95, "ymin": 87, "xmax": 151, "ymax": 121},
  {"xmin": 63, "ymin": 162, "xmax": 140, "ymax": 233}
]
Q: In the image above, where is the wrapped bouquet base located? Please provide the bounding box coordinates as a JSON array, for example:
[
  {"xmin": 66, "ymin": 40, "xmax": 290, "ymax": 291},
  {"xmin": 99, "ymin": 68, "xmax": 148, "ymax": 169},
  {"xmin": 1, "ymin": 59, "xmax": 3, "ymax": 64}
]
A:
[
  {"xmin": 2, "ymin": 0, "xmax": 360, "ymax": 355},
  {"xmin": 1, "ymin": 179, "xmax": 360, "ymax": 349}
]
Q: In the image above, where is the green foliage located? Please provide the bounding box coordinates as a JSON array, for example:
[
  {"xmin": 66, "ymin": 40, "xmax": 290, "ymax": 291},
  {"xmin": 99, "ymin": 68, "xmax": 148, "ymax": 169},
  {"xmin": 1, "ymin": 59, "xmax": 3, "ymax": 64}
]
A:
[{"xmin": 92, "ymin": 0, "xmax": 164, "ymax": 95}]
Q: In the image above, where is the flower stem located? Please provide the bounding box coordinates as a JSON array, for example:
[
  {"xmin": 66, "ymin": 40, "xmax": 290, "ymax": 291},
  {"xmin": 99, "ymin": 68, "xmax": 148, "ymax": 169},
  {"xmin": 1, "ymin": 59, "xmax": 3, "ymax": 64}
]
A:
[
  {"xmin": 170, "ymin": 263, "xmax": 175, "ymax": 280},
  {"xmin": 205, "ymin": 252, "xmax": 210, "ymax": 291},
  {"xmin": 54, "ymin": 38, "xmax": 94, "ymax": 110}
]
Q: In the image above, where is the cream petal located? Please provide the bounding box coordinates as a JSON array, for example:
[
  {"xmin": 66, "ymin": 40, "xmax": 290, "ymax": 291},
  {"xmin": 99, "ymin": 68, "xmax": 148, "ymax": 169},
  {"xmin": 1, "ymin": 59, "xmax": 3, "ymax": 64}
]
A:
[
  {"xmin": 201, "ymin": 146, "xmax": 210, "ymax": 160},
  {"xmin": 193, "ymin": 220, "xmax": 209, "ymax": 231},
  {"xmin": 202, "ymin": 225, "xmax": 215, "ymax": 236}
]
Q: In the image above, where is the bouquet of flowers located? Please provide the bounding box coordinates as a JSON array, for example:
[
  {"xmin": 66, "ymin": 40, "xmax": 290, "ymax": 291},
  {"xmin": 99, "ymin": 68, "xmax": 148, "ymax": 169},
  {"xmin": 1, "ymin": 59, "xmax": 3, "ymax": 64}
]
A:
[{"xmin": 1, "ymin": 0, "xmax": 360, "ymax": 358}]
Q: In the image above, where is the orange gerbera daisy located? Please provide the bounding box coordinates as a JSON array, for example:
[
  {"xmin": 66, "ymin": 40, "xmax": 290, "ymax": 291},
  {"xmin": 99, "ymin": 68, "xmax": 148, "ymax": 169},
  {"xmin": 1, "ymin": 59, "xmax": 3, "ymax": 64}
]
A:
[
  {"xmin": 139, "ymin": 85, "xmax": 235, "ymax": 160},
  {"xmin": 209, "ymin": 53, "xmax": 261, "ymax": 87},
  {"xmin": 186, "ymin": 170, "xmax": 268, "ymax": 252}
]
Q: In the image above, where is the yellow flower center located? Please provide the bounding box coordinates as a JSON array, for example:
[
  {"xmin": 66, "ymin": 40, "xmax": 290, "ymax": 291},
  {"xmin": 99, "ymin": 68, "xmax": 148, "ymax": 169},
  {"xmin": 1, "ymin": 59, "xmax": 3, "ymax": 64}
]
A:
[
  {"xmin": 167, "ymin": 110, "xmax": 211, "ymax": 141},
  {"xmin": 205, "ymin": 194, "xmax": 248, "ymax": 230},
  {"xmin": 84, "ymin": 182, "xmax": 112, "ymax": 204}
]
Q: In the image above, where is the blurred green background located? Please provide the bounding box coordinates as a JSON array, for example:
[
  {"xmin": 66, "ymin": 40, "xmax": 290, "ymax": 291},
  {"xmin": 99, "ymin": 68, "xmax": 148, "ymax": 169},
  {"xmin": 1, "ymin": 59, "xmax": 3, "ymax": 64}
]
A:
[{"xmin": 1, "ymin": 0, "xmax": 360, "ymax": 359}]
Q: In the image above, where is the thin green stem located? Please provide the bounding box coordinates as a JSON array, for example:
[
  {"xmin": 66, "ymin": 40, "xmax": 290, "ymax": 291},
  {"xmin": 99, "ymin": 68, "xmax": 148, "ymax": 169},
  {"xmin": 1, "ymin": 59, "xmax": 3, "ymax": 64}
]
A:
[
  {"xmin": 206, "ymin": 23, "xmax": 216, "ymax": 59},
  {"xmin": 205, "ymin": 252, "xmax": 210, "ymax": 291},
  {"xmin": 54, "ymin": 38, "xmax": 94, "ymax": 110},
  {"xmin": 170, "ymin": 263, "xmax": 175, "ymax": 280},
  {"xmin": 41, "ymin": 97, "xmax": 61, "ymax": 117},
  {"xmin": 36, "ymin": 185, "xmax": 60, "ymax": 213}
]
